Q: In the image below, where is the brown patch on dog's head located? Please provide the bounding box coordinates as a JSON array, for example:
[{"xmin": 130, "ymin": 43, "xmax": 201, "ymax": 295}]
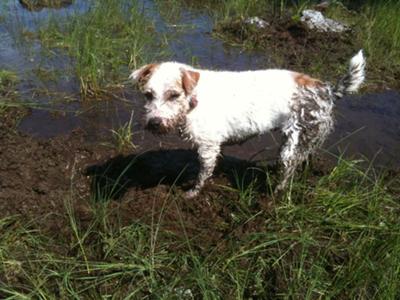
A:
[
  {"xmin": 293, "ymin": 72, "xmax": 322, "ymax": 88},
  {"xmin": 181, "ymin": 68, "xmax": 200, "ymax": 95},
  {"xmin": 130, "ymin": 63, "xmax": 158, "ymax": 90}
]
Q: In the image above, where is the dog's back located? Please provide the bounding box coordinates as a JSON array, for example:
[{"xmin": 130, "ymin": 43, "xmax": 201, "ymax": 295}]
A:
[{"xmin": 188, "ymin": 69, "xmax": 301, "ymax": 143}]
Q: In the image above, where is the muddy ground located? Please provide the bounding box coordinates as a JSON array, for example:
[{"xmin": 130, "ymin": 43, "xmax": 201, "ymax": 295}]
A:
[
  {"xmin": 5, "ymin": 91, "xmax": 392, "ymax": 249},
  {"xmin": 216, "ymin": 16, "xmax": 400, "ymax": 91},
  {"xmin": 0, "ymin": 105, "xmax": 339, "ymax": 246}
]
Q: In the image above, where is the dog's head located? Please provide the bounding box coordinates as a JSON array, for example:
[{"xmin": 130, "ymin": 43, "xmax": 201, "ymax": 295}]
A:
[{"xmin": 130, "ymin": 62, "xmax": 200, "ymax": 135}]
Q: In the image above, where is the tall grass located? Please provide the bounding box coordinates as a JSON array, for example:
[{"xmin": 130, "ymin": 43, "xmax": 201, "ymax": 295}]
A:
[
  {"xmin": 1, "ymin": 158, "xmax": 399, "ymax": 298},
  {"xmin": 214, "ymin": 0, "xmax": 314, "ymax": 21},
  {"xmin": 39, "ymin": 0, "xmax": 162, "ymax": 97},
  {"xmin": 359, "ymin": 0, "xmax": 400, "ymax": 77}
]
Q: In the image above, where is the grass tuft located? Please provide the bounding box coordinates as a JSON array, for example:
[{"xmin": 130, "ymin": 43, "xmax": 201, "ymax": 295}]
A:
[
  {"xmin": 358, "ymin": 1, "xmax": 400, "ymax": 83},
  {"xmin": 110, "ymin": 110, "xmax": 137, "ymax": 152},
  {"xmin": 0, "ymin": 70, "xmax": 18, "ymax": 97},
  {"xmin": 0, "ymin": 70, "xmax": 20, "ymax": 116}
]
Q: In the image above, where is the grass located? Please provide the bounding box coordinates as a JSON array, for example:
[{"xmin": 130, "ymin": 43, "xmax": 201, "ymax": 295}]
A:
[
  {"xmin": 323, "ymin": 0, "xmax": 400, "ymax": 86},
  {"xmin": 0, "ymin": 70, "xmax": 20, "ymax": 115},
  {"xmin": 356, "ymin": 1, "xmax": 400, "ymax": 85},
  {"xmin": 110, "ymin": 110, "xmax": 137, "ymax": 152},
  {"xmin": 1, "ymin": 158, "xmax": 399, "ymax": 298},
  {"xmin": 193, "ymin": 0, "xmax": 313, "ymax": 21},
  {"xmin": 38, "ymin": 0, "xmax": 164, "ymax": 97},
  {"xmin": 0, "ymin": 70, "xmax": 18, "ymax": 97}
]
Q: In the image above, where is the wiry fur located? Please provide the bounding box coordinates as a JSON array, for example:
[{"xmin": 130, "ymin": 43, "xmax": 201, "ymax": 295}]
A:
[{"xmin": 130, "ymin": 50, "xmax": 366, "ymax": 197}]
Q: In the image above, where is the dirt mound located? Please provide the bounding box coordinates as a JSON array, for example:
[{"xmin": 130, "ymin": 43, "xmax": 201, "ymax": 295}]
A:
[
  {"xmin": 19, "ymin": 0, "xmax": 73, "ymax": 11},
  {"xmin": 0, "ymin": 108, "xmax": 277, "ymax": 244},
  {"xmin": 216, "ymin": 17, "xmax": 358, "ymax": 80}
]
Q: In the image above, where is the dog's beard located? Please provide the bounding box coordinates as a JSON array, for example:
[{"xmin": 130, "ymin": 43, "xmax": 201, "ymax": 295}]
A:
[
  {"xmin": 145, "ymin": 122, "xmax": 171, "ymax": 135},
  {"xmin": 145, "ymin": 109, "xmax": 188, "ymax": 136},
  {"xmin": 145, "ymin": 117, "xmax": 179, "ymax": 135}
]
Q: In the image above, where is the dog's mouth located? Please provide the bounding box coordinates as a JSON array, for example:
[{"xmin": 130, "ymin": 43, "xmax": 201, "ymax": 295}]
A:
[
  {"xmin": 145, "ymin": 126, "xmax": 170, "ymax": 135},
  {"xmin": 145, "ymin": 118, "xmax": 171, "ymax": 135}
]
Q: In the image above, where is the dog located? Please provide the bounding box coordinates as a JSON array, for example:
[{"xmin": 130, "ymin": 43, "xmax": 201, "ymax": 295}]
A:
[{"xmin": 130, "ymin": 50, "xmax": 365, "ymax": 198}]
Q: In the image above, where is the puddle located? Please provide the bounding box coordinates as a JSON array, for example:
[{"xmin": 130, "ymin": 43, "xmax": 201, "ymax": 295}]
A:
[{"xmin": 1, "ymin": 0, "xmax": 399, "ymax": 167}]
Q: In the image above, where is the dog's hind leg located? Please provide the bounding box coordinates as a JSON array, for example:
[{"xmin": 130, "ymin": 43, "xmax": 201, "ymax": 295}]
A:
[
  {"xmin": 275, "ymin": 119, "xmax": 307, "ymax": 193},
  {"xmin": 275, "ymin": 88, "xmax": 334, "ymax": 193},
  {"xmin": 186, "ymin": 144, "xmax": 221, "ymax": 198}
]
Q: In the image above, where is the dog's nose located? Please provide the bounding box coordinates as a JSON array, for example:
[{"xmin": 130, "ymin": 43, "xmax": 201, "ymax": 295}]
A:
[{"xmin": 146, "ymin": 117, "xmax": 163, "ymax": 131}]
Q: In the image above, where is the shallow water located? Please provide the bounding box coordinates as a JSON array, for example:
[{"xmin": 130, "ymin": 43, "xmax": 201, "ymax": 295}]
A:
[{"xmin": 1, "ymin": 0, "xmax": 400, "ymax": 167}]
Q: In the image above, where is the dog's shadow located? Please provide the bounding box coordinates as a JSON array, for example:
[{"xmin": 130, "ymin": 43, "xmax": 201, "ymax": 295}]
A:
[{"xmin": 85, "ymin": 149, "xmax": 276, "ymax": 200}]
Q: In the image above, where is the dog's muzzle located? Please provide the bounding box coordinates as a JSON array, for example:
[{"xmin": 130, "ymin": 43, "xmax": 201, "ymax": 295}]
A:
[{"xmin": 145, "ymin": 117, "xmax": 169, "ymax": 134}]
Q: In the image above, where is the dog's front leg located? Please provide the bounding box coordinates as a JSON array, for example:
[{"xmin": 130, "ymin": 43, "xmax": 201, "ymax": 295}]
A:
[{"xmin": 185, "ymin": 144, "xmax": 221, "ymax": 198}]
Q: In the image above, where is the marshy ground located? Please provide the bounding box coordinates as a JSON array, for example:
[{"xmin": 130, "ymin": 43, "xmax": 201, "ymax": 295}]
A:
[{"xmin": 1, "ymin": 0, "xmax": 400, "ymax": 298}]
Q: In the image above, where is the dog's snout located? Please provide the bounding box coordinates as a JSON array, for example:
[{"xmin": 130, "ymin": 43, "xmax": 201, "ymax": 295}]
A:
[{"xmin": 146, "ymin": 117, "xmax": 163, "ymax": 131}]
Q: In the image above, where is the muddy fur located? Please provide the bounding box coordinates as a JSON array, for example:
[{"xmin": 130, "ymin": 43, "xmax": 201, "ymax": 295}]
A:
[{"xmin": 277, "ymin": 84, "xmax": 335, "ymax": 190}]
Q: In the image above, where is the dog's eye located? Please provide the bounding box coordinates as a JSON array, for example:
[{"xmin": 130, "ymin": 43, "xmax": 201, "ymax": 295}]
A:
[
  {"xmin": 144, "ymin": 91, "xmax": 154, "ymax": 101},
  {"xmin": 168, "ymin": 92, "xmax": 180, "ymax": 101}
]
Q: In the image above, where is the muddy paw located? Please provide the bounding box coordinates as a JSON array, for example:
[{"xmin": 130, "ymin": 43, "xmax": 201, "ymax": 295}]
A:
[{"xmin": 185, "ymin": 188, "xmax": 200, "ymax": 199}]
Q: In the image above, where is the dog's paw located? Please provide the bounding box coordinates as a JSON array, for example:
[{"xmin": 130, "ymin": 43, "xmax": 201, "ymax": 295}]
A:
[{"xmin": 185, "ymin": 188, "xmax": 200, "ymax": 199}]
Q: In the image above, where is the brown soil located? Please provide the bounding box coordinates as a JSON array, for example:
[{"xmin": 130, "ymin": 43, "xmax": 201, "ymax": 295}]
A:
[
  {"xmin": 0, "ymin": 102, "xmax": 396, "ymax": 249},
  {"xmin": 19, "ymin": 0, "xmax": 73, "ymax": 11},
  {"xmin": 0, "ymin": 107, "xmax": 292, "ymax": 245}
]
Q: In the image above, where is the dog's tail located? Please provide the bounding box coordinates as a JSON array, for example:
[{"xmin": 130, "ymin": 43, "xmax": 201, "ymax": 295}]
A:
[{"xmin": 334, "ymin": 50, "xmax": 366, "ymax": 99}]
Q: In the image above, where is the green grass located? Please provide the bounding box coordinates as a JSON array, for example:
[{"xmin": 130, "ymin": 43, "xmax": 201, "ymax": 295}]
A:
[
  {"xmin": 0, "ymin": 70, "xmax": 19, "ymax": 115},
  {"xmin": 38, "ymin": 0, "xmax": 164, "ymax": 97},
  {"xmin": 110, "ymin": 110, "xmax": 137, "ymax": 153},
  {"xmin": 356, "ymin": 1, "xmax": 400, "ymax": 85},
  {"xmin": 1, "ymin": 158, "xmax": 399, "ymax": 298},
  {"xmin": 0, "ymin": 70, "xmax": 18, "ymax": 96},
  {"xmin": 210, "ymin": 0, "xmax": 312, "ymax": 21},
  {"xmin": 324, "ymin": 0, "xmax": 400, "ymax": 86}
]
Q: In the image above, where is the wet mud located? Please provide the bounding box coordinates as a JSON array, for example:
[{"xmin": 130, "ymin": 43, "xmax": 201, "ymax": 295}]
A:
[
  {"xmin": 216, "ymin": 17, "xmax": 357, "ymax": 76},
  {"xmin": 2, "ymin": 97, "xmax": 394, "ymax": 244},
  {"xmin": 19, "ymin": 0, "xmax": 73, "ymax": 11},
  {"xmin": 0, "ymin": 107, "xmax": 278, "ymax": 244}
]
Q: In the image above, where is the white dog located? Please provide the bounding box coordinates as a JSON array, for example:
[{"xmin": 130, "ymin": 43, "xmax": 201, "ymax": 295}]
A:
[{"xmin": 130, "ymin": 51, "xmax": 365, "ymax": 197}]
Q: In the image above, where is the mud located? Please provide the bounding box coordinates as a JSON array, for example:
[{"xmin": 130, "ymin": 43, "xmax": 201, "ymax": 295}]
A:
[
  {"xmin": 216, "ymin": 17, "xmax": 358, "ymax": 80},
  {"xmin": 2, "ymin": 97, "xmax": 373, "ymax": 246},
  {"xmin": 0, "ymin": 107, "xmax": 280, "ymax": 244},
  {"xmin": 217, "ymin": 15, "xmax": 400, "ymax": 91},
  {"xmin": 19, "ymin": 0, "xmax": 73, "ymax": 11}
]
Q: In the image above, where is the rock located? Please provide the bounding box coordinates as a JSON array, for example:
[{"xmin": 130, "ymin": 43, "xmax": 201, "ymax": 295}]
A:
[
  {"xmin": 300, "ymin": 9, "xmax": 349, "ymax": 33},
  {"xmin": 19, "ymin": 0, "xmax": 73, "ymax": 11},
  {"xmin": 244, "ymin": 17, "xmax": 269, "ymax": 29}
]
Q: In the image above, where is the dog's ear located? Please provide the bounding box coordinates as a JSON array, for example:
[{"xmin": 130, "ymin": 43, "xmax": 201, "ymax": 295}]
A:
[
  {"xmin": 181, "ymin": 68, "xmax": 200, "ymax": 95},
  {"xmin": 129, "ymin": 63, "xmax": 157, "ymax": 87}
]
